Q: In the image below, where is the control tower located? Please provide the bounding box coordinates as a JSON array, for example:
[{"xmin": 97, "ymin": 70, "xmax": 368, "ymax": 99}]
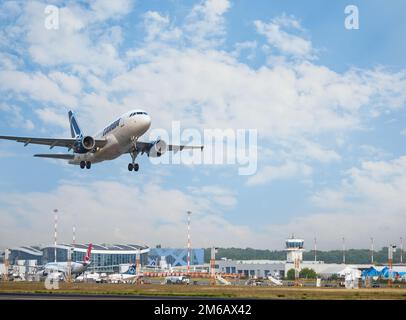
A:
[{"xmin": 286, "ymin": 236, "xmax": 304, "ymax": 263}]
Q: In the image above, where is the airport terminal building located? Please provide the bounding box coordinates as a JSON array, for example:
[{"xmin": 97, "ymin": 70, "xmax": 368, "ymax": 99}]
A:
[
  {"xmin": 3, "ymin": 244, "xmax": 150, "ymax": 273},
  {"xmin": 2, "ymin": 244, "xmax": 205, "ymax": 274}
]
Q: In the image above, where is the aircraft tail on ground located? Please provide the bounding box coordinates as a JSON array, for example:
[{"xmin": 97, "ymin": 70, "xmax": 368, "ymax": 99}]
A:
[
  {"xmin": 124, "ymin": 265, "xmax": 136, "ymax": 275},
  {"xmin": 84, "ymin": 243, "xmax": 93, "ymax": 264}
]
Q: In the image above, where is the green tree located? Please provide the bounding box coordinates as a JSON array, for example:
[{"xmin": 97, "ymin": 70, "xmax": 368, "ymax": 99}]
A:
[
  {"xmin": 299, "ymin": 268, "xmax": 317, "ymax": 279},
  {"xmin": 286, "ymin": 268, "xmax": 296, "ymax": 280}
]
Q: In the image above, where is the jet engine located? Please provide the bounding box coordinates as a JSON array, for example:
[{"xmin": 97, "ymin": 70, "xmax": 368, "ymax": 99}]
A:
[
  {"xmin": 73, "ymin": 135, "xmax": 96, "ymax": 153},
  {"xmin": 82, "ymin": 136, "xmax": 96, "ymax": 150},
  {"xmin": 148, "ymin": 139, "xmax": 167, "ymax": 157}
]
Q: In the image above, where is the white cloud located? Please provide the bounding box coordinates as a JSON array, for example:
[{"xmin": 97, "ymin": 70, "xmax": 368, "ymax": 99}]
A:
[
  {"xmin": 143, "ymin": 11, "xmax": 182, "ymax": 43},
  {"xmin": 1, "ymin": 4, "xmax": 405, "ymax": 144},
  {"xmin": 0, "ymin": 180, "xmax": 253, "ymax": 248},
  {"xmin": 184, "ymin": 0, "xmax": 231, "ymax": 48},
  {"xmin": 48, "ymin": 72, "xmax": 82, "ymax": 95},
  {"xmin": 35, "ymin": 108, "xmax": 69, "ymax": 130},
  {"xmin": 359, "ymin": 144, "xmax": 391, "ymax": 160},
  {"xmin": 0, "ymin": 1, "xmax": 406, "ymax": 250},
  {"xmin": 89, "ymin": 0, "xmax": 132, "ymax": 21},
  {"xmin": 232, "ymin": 41, "xmax": 257, "ymax": 60},
  {"xmin": 15, "ymin": 1, "xmax": 128, "ymax": 74},
  {"xmin": 189, "ymin": 185, "xmax": 237, "ymax": 207},
  {"xmin": 296, "ymin": 156, "xmax": 406, "ymax": 248},
  {"xmin": 246, "ymin": 161, "xmax": 313, "ymax": 186},
  {"xmin": 254, "ymin": 14, "xmax": 314, "ymax": 59},
  {"xmin": 0, "ymin": 70, "xmax": 78, "ymax": 107},
  {"xmin": 296, "ymin": 140, "xmax": 341, "ymax": 163},
  {"xmin": 0, "ymin": 103, "xmax": 35, "ymax": 131},
  {"xmin": 0, "ymin": 52, "xmax": 23, "ymax": 70}
]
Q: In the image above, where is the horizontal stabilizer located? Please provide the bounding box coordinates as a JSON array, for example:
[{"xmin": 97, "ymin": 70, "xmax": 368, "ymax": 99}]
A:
[{"xmin": 34, "ymin": 154, "xmax": 74, "ymax": 160}]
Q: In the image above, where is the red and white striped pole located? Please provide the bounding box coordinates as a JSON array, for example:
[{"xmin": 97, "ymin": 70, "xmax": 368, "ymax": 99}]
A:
[
  {"xmin": 54, "ymin": 209, "xmax": 58, "ymax": 263},
  {"xmin": 187, "ymin": 211, "xmax": 192, "ymax": 274}
]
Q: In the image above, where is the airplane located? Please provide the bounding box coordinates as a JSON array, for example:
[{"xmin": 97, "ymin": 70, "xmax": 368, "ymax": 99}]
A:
[
  {"xmin": 38, "ymin": 243, "xmax": 93, "ymax": 278},
  {"xmin": 0, "ymin": 110, "xmax": 203, "ymax": 171},
  {"xmin": 75, "ymin": 272, "xmax": 107, "ymax": 283},
  {"xmin": 108, "ymin": 264, "xmax": 139, "ymax": 283}
]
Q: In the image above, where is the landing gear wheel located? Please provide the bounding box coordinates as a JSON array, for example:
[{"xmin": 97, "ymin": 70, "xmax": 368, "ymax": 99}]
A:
[
  {"xmin": 80, "ymin": 161, "xmax": 86, "ymax": 169},
  {"xmin": 128, "ymin": 163, "xmax": 134, "ymax": 171},
  {"xmin": 86, "ymin": 161, "xmax": 91, "ymax": 169},
  {"xmin": 134, "ymin": 163, "xmax": 139, "ymax": 172}
]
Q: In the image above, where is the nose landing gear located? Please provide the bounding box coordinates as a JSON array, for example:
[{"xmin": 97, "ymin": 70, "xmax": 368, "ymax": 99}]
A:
[{"xmin": 128, "ymin": 148, "xmax": 139, "ymax": 172}]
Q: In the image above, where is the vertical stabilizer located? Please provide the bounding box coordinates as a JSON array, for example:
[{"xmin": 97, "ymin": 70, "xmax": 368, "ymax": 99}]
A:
[
  {"xmin": 84, "ymin": 243, "xmax": 93, "ymax": 263},
  {"xmin": 68, "ymin": 111, "xmax": 82, "ymax": 138}
]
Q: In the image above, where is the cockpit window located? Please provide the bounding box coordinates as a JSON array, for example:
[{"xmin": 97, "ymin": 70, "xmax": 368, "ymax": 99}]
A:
[{"xmin": 130, "ymin": 111, "xmax": 148, "ymax": 117}]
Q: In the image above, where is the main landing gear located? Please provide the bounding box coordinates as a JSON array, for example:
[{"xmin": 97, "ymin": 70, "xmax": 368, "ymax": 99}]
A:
[
  {"xmin": 80, "ymin": 161, "xmax": 92, "ymax": 169},
  {"xmin": 128, "ymin": 163, "xmax": 139, "ymax": 172}
]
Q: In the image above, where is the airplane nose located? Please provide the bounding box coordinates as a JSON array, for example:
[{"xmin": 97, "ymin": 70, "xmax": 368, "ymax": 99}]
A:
[
  {"xmin": 139, "ymin": 115, "xmax": 151, "ymax": 132},
  {"xmin": 144, "ymin": 115, "xmax": 151, "ymax": 131}
]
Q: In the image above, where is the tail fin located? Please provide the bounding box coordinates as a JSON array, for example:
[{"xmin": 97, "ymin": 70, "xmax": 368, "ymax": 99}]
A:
[
  {"xmin": 84, "ymin": 243, "xmax": 92, "ymax": 263},
  {"xmin": 124, "ymin": 265, "xmax": 136, "ymax": 275},
  {"xmin": 68, "ymin": 111, "xmax": 82, "ymax": 138}
]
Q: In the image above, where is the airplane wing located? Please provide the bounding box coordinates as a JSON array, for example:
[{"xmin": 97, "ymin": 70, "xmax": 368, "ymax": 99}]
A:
[
  {"xmin": 135, "ymin": 141, "xmax": 203, "ymax": 154},
  {"xmin": 168, "ymin": 145, "xmax": 204, "ymax": 153},
  {"xmin": 0, "ymin": 135, "xmax": 107, "ymax": 150}
]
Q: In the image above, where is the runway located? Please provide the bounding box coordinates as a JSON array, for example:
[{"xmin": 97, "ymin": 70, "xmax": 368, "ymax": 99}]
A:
[{"xmin": 0, "ymin": 292, "xmax": 231, "ymax": 300}]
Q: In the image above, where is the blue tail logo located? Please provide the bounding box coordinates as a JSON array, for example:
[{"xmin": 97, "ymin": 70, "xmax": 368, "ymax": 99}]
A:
[
  {"xmin": 68, "ymin": 111, "xmax": 82, "ymax": 138},
  {"xmin": 124, "ymin": 265, "xmax": 136, "ymax": 275}
]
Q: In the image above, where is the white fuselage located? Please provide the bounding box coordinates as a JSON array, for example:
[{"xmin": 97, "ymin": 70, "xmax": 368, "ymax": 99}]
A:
[
  {"xmin": 42, "ymin": 261, "xmax": 89, "ymax": 275},
  {"xmin": 69, "ymin": 110, "xmax": 151, "ymax": 165},
  {"xmin": 108, "ymin": 273, "xmax": 138, "ymax": 282}
]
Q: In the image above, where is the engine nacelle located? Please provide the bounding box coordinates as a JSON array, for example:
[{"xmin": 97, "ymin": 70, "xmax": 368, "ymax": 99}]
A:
[
  {"xmin": 148, "ymin": 139, "xmax": 167, "ymax": 157},
  {"xmin": 82, "ymin": 135, "xmax": 96, "ymax": 150},
  {"xmin": 73, "ymin": 135, "xmax": 96, "ymax": 153}
]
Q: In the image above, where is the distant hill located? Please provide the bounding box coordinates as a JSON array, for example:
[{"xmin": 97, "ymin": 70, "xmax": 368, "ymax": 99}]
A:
[{"xmin": 204, "ymin": 247, "xmax": 401, "ymax": 265}]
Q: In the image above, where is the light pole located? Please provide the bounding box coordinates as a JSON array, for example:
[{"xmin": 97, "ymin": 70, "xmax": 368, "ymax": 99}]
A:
[
  {"xmin": 370, "ymin": 237, "xmax": 374, "ymax": 265},
  {"xmin": 53, "ymin": 209, "xmax": 58, "ymax": 263},
  {"xmin": 210, "ymin": 247, "xmax": 218, "ymax": 285},
  {"xmin": 342, "ymin": 237, "xmax": 346, "ymax": 264},
  {"xmin": 314, "ymin": 237, "xmax": 317, "ymax": 262},
  {"xmin": 388, "ymin": 244, "xmax": 397, "ymax": 287},
  {"xmin": 187, "ymin": 211, "xmax": 192, "ymax": 274}
]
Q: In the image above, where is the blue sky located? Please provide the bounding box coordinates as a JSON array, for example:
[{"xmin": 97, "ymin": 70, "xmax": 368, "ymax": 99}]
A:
[{"xmin": 0, "ymin": 0, "xmax": 405, "ymax": 250}]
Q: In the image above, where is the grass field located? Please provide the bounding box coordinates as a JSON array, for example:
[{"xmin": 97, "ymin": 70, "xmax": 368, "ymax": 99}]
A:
[{"xmin": 1, "ymin": 281, "xmax": 406, "ymax": 299}]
